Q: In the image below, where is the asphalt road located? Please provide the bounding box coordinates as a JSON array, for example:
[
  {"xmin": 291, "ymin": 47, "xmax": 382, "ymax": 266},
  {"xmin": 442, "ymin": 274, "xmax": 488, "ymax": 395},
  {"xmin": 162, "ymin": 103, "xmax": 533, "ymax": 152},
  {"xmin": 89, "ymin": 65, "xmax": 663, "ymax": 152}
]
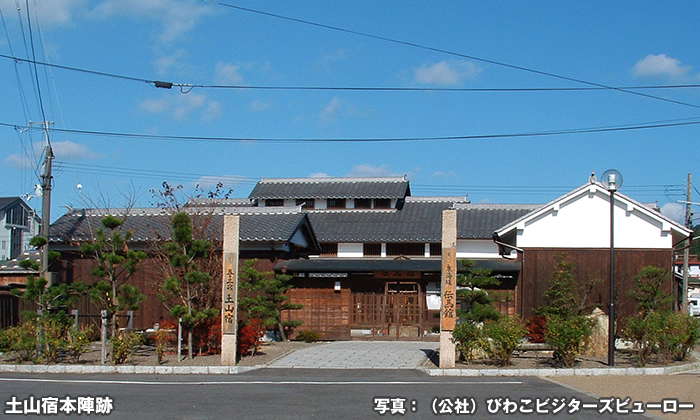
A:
[{"xmin": 0, "ymin": 369, "xmax": 677, "ymax": 419}]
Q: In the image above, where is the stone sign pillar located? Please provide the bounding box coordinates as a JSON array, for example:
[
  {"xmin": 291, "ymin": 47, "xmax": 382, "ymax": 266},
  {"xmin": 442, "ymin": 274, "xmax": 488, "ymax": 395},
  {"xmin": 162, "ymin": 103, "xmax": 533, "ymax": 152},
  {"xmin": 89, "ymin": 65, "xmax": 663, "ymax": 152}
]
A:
[
  {"xmin": 440, "ymin": 209, "xmax": 457, "ymax": 368},
  {"xmin": 221, "ymin": 215, "xmax": 240, "ymax": 366}
]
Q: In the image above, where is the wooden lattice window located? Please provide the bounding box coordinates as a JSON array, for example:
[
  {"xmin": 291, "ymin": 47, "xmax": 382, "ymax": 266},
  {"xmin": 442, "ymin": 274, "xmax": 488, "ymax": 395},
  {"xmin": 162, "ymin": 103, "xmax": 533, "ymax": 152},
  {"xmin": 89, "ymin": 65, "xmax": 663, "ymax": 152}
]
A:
[
  {"xmin": 265, "ymin": 199, "xmax": 284, "ymax": 207},
  {"xmin": 355, "ymin": 198, "xmax": 371, "ymax": 209},
  {"xmin": 327, "ymin": 199, "xmax": 346, "ymax": 209},
  {"xmin": 429, "ymin": 243, "xmax": 442, "ymax": 256},
  {"xmin": 386, "ymin": 243, "xmax": 424, "ymax": 257},
  {"xmin": 320, "ymin": 243, "xmax": 338, "ymax": 256},
  {"xmin": 363, "ymin": 243, "xmax": 382, "ymax": 256}
]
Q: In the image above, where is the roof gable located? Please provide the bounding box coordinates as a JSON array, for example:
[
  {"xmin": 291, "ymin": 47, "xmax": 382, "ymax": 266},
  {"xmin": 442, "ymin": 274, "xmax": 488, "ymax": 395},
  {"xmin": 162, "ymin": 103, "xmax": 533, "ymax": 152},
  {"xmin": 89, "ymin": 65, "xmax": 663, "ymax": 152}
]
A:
[{"xmin": 495, "ymin": 183, "xmax": 691, "ymax": 249}]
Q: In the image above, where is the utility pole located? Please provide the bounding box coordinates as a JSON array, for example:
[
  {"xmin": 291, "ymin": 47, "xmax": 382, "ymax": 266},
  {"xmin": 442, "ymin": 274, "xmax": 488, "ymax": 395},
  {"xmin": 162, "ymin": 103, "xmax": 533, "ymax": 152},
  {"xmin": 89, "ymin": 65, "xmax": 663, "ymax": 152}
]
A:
[
  {"xmin": 682, "ymin": 173, "xmax": 692, "ymax": 313},
  {"xmin": 38, "ymin": 121, "xmax": 54, "ymax": 284}
]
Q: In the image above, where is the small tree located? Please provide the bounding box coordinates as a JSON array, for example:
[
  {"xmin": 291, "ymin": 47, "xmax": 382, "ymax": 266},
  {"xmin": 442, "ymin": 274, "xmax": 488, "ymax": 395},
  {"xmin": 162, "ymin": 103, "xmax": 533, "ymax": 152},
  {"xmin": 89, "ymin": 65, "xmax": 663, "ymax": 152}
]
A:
[
  {"xmin": 238, "ymin": 259, "xmax": 302, "ymax": 341},
  {"xmin": 80, "ymin": 215, "xmax": 146, "ymax": 338},
  {"xmin": 455, "ymin": 260, "xmax": 501, "ymax": 323},
  {"xmin": 627, "ymin": 266, "xmax": 674, "ymax": 317},
  {"xmin": 452, "ymin": 260, "xmax": 502, "ymax": 362},
  {"xmin": 537, "ymin": 254, "xmax": 594, "ymax": 366},
  {"xmin": 160, "ymin": 212, "xmax": 219, "ymax": 359}
]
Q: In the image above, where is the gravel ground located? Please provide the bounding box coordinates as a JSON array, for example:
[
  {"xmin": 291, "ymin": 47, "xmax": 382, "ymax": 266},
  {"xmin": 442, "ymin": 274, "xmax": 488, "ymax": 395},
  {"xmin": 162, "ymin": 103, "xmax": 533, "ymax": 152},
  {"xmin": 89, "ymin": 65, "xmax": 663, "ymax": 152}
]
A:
[{"xmin": 0, "ymin": 340, "xmax": 320, "ymax": 367}]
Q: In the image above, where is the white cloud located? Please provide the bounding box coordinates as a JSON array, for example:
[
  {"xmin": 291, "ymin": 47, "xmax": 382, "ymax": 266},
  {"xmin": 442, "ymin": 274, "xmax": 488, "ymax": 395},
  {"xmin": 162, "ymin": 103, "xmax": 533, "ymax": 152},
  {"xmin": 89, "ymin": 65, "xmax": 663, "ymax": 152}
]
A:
[
  {"xmin": 414, "ymin": 60, "xmax": 482, "ymax": 85},
  {"xmin": 215, "ymin": 63, "xmax": 244, "ymax": 85},
  {"xmin": 4, "ymin": 140, "xmax": 98, "ymax": 170},
  {"xmin": 320, "ymin": 96, "xmax": 352, "ymax": 122},
  {"xmin": 250, "ymin": 100, "xmax": 271, "ymax": 112},
  {"xmin": 661, "ymin": 202, "xmax": 686, "ymax": 224},
  {"xmin": 347, "ymin": 164, "xmax": 399, "ymax": 177},
  {"xmin": 52, "ymin": 141, "xmax": 101, "ymax": 160},
  {"xmin": 313, "ymin": 49, "xmax": 348, "ymax": 69},
  {"xmin": 0, "ymin": 0, "xmax": 87, "ymax": 27},
  {"xmin": 153, "ymin": 49, "xmax": 190, "ymax": 75},
  {"xmin": 139, "ymin": 93, "xmax": 221, "ymax": 122},
  {"xmin": 633, "ymin": 54, "xmax": 693, "ymax": 78},
  {"xmin": 431, "ymin": 171, "xmax": 459, "ymax": 179},
  {"xmin": 89, "ymin": 0, "xmax": 214, "ymax": 43},
  {"xmin": 310, "ymin": 172, "xmax": 329, "ymax": 178},
  {"xmin": 3, "ymin": 154, "xmax": 32, "ymax": 170}
]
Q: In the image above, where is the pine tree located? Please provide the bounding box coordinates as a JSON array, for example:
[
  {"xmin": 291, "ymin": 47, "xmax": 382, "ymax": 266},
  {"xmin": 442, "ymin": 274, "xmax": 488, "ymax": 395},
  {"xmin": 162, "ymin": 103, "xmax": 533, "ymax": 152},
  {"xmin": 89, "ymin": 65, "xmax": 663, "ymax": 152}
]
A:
[
  {"xmin": 160, "ymin": 212, "xmax": 219, "ymax": 359},
  {"xmin": 238, "ymin": 259, "xmax": 302, "ymax": 341}
]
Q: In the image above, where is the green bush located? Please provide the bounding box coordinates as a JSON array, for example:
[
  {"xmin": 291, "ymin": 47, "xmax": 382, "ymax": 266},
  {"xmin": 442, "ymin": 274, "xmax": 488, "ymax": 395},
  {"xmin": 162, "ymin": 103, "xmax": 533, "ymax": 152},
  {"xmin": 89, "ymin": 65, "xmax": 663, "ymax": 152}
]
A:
[
  {"xmin": 481, "ymin": 316, "xmax": 527, "ymax": 367},
  {"xmin": 0, "ymin": 323, "xmax": 37, "ymax": 363},
  {"xmin": 624, "ymin": 311, "xmax": 700, "ymax": 366},
  {"xmin": 38, "ymin": 317, "xmax": 70, "ymax": 364},
  {"xmin": 65, "ymin": 326, "xmax": 93, "ymax": 363},
  {"xmin": 296, "ymin": 330, "xmax": 322, "ymax": 343},
  {"xmin": 110, "ymin": 330, "xmax": 143, "ymax": 364},
  {"xmin": 544, "ymin": 315, "xmax": 593, "ymax": 368},
  {"xmin": 623, "ymin": 315, "xmax": 656, "ymax": 367},
  {"xmin": 452, "ymin": 322, "xmax": 482, "ymax": 364}
]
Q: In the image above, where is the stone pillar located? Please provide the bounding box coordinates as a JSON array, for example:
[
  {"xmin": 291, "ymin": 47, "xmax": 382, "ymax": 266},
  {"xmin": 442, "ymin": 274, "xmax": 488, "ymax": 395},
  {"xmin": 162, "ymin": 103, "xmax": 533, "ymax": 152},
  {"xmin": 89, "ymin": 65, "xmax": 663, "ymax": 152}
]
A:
[
  {"xmin": 440, "ymin": 209, "xmax": 457, "ymax": 368},
  {"xmin": 221, "ymin": 215, "xmax": 240, "ymax": 365}
]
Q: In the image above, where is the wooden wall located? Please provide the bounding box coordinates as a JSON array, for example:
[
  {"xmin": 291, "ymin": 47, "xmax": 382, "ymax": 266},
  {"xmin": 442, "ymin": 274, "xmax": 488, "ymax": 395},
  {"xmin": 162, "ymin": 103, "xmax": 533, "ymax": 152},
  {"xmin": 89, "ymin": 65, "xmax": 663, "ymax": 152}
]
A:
[{"xmin": 520, "ymin": 248, "xmax": 675, "ymax": 322}]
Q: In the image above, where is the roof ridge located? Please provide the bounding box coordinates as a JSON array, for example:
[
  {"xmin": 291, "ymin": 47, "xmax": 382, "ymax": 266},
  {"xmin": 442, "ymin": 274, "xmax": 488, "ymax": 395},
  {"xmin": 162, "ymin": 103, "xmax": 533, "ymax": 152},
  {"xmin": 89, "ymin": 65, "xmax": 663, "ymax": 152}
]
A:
[{"xmin": 259, "ymin": 176, "xmax": 407, "ymax": 184}]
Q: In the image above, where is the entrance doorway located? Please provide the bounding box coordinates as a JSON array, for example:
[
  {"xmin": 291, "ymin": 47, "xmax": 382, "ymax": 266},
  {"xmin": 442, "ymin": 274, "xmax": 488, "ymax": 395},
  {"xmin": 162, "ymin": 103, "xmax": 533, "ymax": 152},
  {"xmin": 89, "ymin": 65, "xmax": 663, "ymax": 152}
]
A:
[{"xmin": 351, "ymin": 282, "xmax": 427, "ymax": 339}]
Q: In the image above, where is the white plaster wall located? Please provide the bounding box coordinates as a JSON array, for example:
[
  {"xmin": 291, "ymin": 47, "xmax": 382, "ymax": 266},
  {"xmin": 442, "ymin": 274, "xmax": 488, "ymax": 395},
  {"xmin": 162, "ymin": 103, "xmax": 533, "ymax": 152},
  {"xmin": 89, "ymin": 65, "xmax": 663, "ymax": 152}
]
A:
[
  {"xmin": 516, "ymin": 189, "xmax": 673, "ymax": 249},
  {"xmin": 456, "ymin": 239, "xmax": 501, "ymax": 259},
  {"xmin": 338, "ymin": 242, "xmax": 364, "ymax": 258},
  {"xmin": 0, "ymin": 225, "xmax": 10, "ymax": 261}
]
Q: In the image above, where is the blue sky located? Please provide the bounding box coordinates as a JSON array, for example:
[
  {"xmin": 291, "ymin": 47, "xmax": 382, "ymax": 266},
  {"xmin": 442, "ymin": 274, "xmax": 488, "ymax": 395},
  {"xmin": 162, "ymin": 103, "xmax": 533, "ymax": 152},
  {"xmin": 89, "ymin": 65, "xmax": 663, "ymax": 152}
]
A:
[{"xmin": 0, "ymin": 1, "xmax": 699, "ymax": 223}]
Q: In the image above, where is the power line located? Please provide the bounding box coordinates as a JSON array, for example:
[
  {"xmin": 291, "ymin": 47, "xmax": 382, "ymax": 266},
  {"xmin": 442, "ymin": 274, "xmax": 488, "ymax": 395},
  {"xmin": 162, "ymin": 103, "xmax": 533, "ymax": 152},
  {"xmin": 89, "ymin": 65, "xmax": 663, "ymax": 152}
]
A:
[
  {"xmin": 203, "ymin": 0, "xmax": 700, "ymax": 110},
  {"xmin": 4, "ymin": 52, "xmax": 700, "ymax": 94},
  {"xmin": 2, "ymin": 117, "xmax": 699, "ymax": 144}
]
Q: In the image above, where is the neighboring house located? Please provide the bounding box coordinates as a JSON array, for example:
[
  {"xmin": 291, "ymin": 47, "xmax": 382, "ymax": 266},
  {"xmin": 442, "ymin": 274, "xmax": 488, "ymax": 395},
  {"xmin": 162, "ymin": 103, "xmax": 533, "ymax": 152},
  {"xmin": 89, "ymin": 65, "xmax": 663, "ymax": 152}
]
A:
[
  {"xmin": 0, "ymin": 250, "xmax": 39, "ymax": 328},
  {"xmin": 675, "ymin": 254, "xmax": 700, "ymax": 287},
  {"xmin": 48, "ymin": 204, "xmax": 320, "ymax": 330},
  {"xmin": 0, "ymin": 197, "xmax": 41, "ymax": 262},
  {"xmin": 494, "ymin": 181, "xmax": 692, "ymax": 321}
]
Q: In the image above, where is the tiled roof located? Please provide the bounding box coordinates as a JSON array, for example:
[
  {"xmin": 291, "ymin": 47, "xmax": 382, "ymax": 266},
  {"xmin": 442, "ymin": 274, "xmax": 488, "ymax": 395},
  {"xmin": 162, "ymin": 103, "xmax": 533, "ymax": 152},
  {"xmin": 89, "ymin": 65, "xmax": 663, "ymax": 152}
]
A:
[
  {"xmin": 249, "ymin": 177, "xmax": 410, "ymax": 200},
  {"xmin": 49, "ymin": 207, "xmax": 312, "ymax": 245},
  {"xmin": 308, "ymin": 200, "xmax": 537, "ymax": 242},
  {"xmin": 0, "ymin": 250, "xmax": 39, "ymax": 274}
]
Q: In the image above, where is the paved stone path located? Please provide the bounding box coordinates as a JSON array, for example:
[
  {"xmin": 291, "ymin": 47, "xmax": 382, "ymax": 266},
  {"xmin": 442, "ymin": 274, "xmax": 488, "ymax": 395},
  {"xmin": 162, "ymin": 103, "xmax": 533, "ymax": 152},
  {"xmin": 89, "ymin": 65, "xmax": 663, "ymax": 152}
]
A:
[{"xmin": 267, "ymin": 341, "xmax": 438, "ymax": 369}]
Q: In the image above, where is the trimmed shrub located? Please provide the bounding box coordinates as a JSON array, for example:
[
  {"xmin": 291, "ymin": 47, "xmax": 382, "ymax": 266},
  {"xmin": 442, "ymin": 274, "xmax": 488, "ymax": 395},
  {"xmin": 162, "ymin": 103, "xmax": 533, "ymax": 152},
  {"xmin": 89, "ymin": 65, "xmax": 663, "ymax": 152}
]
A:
[
  {"xmin": 544, "ymin": 315, "xmax": 593, "ymax": 368},
  {"xmin": 481, "ymin": 316, "xmax": 527, "ymax": 367},
  {"xmin": 452, "ymin": 322, "xmax": 482, "ymax": 364},
  {"xmin": 111, "ymin": 330, "xmax": 143, "ymax": 364},
  {"xmin": 296, "ymin": 330, "xmax": 322, "ymax": 343}
]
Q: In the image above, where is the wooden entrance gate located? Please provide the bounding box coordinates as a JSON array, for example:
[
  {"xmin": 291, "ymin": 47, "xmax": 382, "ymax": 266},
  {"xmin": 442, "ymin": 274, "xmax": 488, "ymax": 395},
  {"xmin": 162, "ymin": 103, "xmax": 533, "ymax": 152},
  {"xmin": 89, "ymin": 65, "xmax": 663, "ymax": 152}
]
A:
[{"xmin": 351, "ymin": 282, "xmax": 426, "ymax": 339}]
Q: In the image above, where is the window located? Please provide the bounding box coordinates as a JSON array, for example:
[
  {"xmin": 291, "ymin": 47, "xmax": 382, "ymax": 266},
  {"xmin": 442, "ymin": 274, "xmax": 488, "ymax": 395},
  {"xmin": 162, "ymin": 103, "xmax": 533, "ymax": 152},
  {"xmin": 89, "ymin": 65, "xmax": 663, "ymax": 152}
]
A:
[
  {"xmin": 363, "ymin": 243, "xmax": 382, "ymax": 256},
  {"xmin": 374, "ymin": 199, "xmax": 391, "ymax": 209},
  {"xmin": 386, "ymin": 243, "xmax": 425, "ymax": 257},
  {"xmin": 429, "ymin": 243, "xmax": 442, "ymax": 256},
  {"xmin": 265, "ymin": 199, "xmax": 284, "ymax": 207},
  {"xmin": 327, "ymin": 198, "xmax": 346, "ymax": 209},
  {"xmin": 320, "ymin": 243, "xmax": 338, "ymax": 256},
  {"xmin": 355, "ymin": 198, "xmax": 372, "ymax": 209},
  {"xmin": 295, "ymin": 199, "xmax": 315, "ymax": 209}
]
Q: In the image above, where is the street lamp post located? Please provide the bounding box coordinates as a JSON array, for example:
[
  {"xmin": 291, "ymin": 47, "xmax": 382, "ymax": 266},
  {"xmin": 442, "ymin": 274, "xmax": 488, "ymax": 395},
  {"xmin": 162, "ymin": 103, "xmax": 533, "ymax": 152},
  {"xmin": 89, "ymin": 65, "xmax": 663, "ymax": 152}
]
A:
[{"xmin": 602, "ymin": 169, "xmax": 622, "ymax": 367}]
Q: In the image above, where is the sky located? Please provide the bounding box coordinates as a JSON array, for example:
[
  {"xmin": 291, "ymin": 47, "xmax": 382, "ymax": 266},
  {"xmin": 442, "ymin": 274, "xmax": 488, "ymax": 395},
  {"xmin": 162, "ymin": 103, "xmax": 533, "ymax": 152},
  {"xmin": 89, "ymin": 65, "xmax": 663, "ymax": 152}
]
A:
[{"xmin": 0, "ymin": 1, "xmax": 699, "ymax": 223}]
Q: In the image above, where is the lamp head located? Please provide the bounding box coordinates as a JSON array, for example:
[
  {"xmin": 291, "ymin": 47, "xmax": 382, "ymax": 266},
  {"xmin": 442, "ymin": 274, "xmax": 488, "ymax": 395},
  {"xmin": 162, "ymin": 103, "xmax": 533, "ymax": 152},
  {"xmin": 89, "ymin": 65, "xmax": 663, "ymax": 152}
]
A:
[{"xmin": 601, "ymin": 169, "xmax": 623, "ymax": 192}]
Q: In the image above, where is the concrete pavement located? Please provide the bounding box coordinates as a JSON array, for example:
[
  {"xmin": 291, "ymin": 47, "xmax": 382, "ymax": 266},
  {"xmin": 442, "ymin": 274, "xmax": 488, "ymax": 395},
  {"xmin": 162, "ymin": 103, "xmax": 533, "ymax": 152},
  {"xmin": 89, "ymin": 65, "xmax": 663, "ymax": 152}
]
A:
[{"xmin": 267, "ymin": 341, "xmax": 437, "ymax": 369}]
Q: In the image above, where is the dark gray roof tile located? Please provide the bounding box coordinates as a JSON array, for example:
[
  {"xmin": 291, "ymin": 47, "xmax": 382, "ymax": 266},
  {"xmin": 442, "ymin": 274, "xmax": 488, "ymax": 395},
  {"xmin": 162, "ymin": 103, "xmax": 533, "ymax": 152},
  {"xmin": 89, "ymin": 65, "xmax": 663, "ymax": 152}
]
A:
[{"xmin": 249, "ymin": 177, "xmax": 410, "ymax": 200}]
